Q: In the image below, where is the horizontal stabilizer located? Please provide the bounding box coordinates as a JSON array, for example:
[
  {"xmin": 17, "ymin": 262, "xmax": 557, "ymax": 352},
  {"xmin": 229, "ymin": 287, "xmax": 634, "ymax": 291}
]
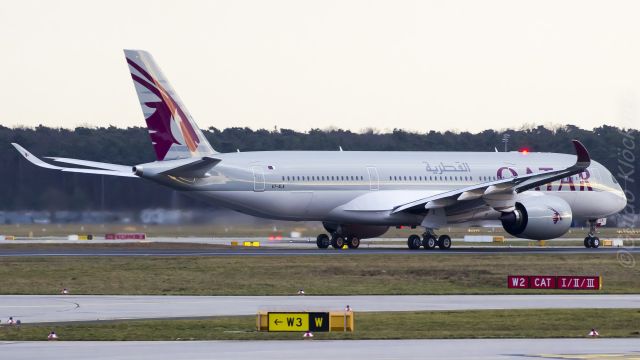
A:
[{"xmin": 159, "ymin": 157, "xmax": 221, "ymax": 178}]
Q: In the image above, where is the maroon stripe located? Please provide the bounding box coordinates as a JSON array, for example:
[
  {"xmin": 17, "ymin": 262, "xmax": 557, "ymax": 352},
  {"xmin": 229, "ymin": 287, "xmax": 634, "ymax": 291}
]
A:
[
  {"xmin": 130, "ymin": 73, "xmax": 161, "ymax": 98},
  {"xmin": 126, "ymin": 58, "xmax": 155, "ymax": 83}
]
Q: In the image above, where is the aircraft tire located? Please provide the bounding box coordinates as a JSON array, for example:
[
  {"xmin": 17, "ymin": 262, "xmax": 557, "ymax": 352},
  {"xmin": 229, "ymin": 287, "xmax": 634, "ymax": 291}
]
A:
[
  {"xmin": 423, "ymin": 235, "xmax": 437, "ymax": 250},
  {"xmin": 347, "ymin": 237, "xmax": 360, "ymax": 249},
  {"xmin": 438, "ymin": 235, "xmax": 452, "ymax": 250},
  {"xmin": 584, "ymin": 237, "xmax": 592, "ymax": 248},
  {"xmin": 331, "ymin": 236, "xmax": 345, "ymax": 249},
  {"xmin": 407, "ymin": 234, "xmax": 421, "ymax": 250},
  {"xmin": 317, "ymin": 234, "xmax": 330, "ymax": 249},
  {"xmin": 591, "ymin": 237, "xmax": 600, "ymax": 248}
]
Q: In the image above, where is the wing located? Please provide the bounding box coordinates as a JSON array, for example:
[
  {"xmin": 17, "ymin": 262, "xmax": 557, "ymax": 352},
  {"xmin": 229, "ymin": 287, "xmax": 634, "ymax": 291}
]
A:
[
  {"xmin": 12, "ymin": 143, "xmax": 137, "ymax": 178},
  {"xmin": 44, "ymin": 157, "xmax": 132, "ymax": 172},
  {"xmin": 392, "ymin": 139, "xmax": 590, "ymax": 214}
]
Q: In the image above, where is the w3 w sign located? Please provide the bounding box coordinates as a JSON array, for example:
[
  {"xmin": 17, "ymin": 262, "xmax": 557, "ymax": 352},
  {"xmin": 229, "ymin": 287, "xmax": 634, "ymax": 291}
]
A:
[
  {"xmin": 268, "ymin": 312, "xmax": 330, "ymax": 332},
  {"xmin": 508, "ymin": 275, "xmax": 602, "ymax": 290}
]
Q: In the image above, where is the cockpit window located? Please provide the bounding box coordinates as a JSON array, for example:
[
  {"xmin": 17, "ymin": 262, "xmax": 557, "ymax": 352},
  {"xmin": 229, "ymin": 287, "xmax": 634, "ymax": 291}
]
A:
[{"xmin": 612, "ymin": 174, "xmax": 619, "ymax": 184}]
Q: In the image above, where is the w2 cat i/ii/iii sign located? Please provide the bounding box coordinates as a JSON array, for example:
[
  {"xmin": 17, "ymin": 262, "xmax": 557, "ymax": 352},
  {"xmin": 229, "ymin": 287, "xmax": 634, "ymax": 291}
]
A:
[
  {"xmin": 508, "ymin": 275, "xmax": 602, "ymax": 290},
  {"xmin": 267, "ymin": 312, "xmax": 330, "ymax": 332}
]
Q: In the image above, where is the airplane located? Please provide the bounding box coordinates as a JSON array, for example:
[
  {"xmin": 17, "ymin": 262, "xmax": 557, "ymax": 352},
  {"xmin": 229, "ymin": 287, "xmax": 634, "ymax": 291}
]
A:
[{"xmin": 12, "ymin": 50, "xmax": 627, "ymax": 250}]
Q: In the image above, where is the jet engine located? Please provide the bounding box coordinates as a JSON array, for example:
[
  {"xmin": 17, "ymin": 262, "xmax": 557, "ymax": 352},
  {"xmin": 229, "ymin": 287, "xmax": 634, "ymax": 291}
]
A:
[
  {"xmin": 322, "ymin": 222, "xmax": 389, "ymax": 239},
  {"xmin": 500, "ymin": 195, "xmax": 572, "ymax": 240}
]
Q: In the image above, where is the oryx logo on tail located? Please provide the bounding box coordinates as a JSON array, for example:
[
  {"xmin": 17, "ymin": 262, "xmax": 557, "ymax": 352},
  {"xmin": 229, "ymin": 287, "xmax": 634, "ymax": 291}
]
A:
[{"xmin": 125, "ymin": 50, "xmax": 215, "ymax": 161}]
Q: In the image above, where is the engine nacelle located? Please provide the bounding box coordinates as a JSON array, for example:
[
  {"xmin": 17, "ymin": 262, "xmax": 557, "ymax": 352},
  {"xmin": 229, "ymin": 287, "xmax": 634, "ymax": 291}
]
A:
[
  {"xmin": 500, "ymin": 195, "xmax": 572, "ymax": 240},
  {"xmin": 323, "ymin": 222, "xmax": 389, "ymax": 239}
]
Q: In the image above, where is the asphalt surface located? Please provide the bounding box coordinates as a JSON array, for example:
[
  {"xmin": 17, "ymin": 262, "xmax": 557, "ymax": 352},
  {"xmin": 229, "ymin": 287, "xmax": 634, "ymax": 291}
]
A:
[
  {"xmin": 1, "ymin": 246, "xmax": 639, "ymax": 257},
  {"xmin": 2, "ymin": 295, "xmax": 639, "ymax": 323},
  {"xmin": 3, "ymin": 339, "xmax": 639, "ymax": 360}
]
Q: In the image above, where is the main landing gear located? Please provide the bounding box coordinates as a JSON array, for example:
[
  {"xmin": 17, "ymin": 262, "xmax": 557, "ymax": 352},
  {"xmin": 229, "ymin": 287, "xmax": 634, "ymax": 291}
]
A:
[
  {"xmin": 316, "ymin": 233, "xmax": 361, "ymax": 249},
  {"xmin": 407, "ymin": 230, "xmax": 451, "ymax": 250},
  {"xmin": 584, "ymin": 220, "xmax": 600, "ymax": 249}
]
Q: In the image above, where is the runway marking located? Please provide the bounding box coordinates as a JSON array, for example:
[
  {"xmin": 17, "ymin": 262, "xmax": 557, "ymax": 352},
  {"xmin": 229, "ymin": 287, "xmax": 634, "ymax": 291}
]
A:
[{"xmin": 531, "ymin": 353, "xmax": 640, "ymax": 359}]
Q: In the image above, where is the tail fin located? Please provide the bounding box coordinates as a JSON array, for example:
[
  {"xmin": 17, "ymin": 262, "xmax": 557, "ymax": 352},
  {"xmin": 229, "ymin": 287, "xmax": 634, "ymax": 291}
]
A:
[{"xmin": 124, "ymin": 49, "xmax": 216, "ymax": 161}]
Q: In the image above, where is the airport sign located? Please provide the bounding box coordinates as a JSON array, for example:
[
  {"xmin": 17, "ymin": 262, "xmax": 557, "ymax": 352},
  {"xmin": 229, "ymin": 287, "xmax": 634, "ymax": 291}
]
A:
[
  {"xmin": 267, "ymin": 312, "xmax": 330, "ymax": 332},
  {"xmin": 508, "ymin": 275, "xmax": 601, "ymax": 290}
]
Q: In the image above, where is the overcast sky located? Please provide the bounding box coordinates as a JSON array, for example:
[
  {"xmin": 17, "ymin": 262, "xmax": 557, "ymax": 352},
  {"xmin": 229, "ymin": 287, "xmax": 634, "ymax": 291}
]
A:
[{"xmin": 1, "ymin": 0, "xmax": 639, "ymax": 133}]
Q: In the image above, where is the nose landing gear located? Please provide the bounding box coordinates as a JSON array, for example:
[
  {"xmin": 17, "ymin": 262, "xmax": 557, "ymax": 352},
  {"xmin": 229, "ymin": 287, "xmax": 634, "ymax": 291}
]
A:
[{"xmin": 584, "ymin": 219, "xmax": 600, "ymax": 248}]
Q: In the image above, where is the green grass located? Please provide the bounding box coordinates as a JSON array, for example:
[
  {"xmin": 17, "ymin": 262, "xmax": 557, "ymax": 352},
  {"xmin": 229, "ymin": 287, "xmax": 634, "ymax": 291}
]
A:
[
  {"xmin": 0, "ymin": 309, "xmax": 638, "ymax": 341},
  {"xmin": 0, "ymin": 252, "xmax": 638, "ymax": 295}
]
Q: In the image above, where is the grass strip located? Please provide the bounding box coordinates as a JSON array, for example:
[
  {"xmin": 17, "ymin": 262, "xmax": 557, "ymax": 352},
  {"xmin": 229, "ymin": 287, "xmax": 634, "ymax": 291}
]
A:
[
  {"xmin": 0, "ymin": 309, "xmax": 638, "ymax": 341},
  {"xmin": 0, "ymin": 253, "xmax": 638, "ymax": 295}
]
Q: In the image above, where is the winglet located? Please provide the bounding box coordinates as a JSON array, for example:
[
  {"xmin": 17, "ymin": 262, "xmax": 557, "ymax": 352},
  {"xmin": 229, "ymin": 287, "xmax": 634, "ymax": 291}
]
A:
[
  {"xmin": 11, "ymin": 143, "xmax": 63, "ymax": 170},
  {"xmin": 572, "ymin": 139, "xmax": 590, "ymax": 168}
]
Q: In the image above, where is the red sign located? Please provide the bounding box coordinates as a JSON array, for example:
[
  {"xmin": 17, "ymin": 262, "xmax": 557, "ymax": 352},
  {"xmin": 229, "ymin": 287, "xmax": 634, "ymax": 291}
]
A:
[
  {"xmin": 507, "ymin": 275, "xmax": 601, "ymax": 290},
  {"xmin": 105, "ymin": 233, "xmax": 146, "ymax": 240},
  {"xmin": 529, "ymin": 276, "xmax": 556, "ymax": 289},
  {"xmin": 507, "ymin": 276, "xmax": 529, "ymax": 289},
  {"xmin": 557, "ymin": 276, "xmax": 601, "ymax": 290}
]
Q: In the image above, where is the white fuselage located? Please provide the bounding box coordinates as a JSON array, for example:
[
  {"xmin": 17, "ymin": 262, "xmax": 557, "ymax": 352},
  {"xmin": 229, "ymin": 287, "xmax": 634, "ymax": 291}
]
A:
[{"xmin": 146, "ymin": 150, "xmax": 626, "ymax": 227}]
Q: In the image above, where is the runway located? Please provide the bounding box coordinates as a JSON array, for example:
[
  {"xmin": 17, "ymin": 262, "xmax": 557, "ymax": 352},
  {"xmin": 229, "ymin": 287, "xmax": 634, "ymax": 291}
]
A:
[
  {"xmin": 1, "ymin": 246, "xmax": 639, "ymax": 257},
  {"xmin": 3, "ymin": 339, "xmax": 639, "ymax": 360},
  {"xmin": 2, "ymin": 295, "xmax": 638, "ymax": 323}
]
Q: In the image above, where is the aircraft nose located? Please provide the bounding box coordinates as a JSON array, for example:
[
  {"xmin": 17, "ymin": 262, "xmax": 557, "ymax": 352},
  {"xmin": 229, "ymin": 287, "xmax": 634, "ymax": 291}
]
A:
[
  {"xmin": 611, "ymin": 186, "xmax": 627, "ymax": 214},
  {"xmin": 617, "ymin": 189, "xmax": 627, "ymax": 211}
]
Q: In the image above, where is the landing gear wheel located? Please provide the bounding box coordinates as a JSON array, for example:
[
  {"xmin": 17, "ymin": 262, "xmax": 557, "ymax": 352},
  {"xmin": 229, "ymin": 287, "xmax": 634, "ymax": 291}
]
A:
[
  {"xmin": 316, "ymin": 234, "xmax": 330, "ymax": 249},
  {"xmin": 438, "ymin": 235, "xmax": 452, "ymax": 250},
  {"xmin": 585, "ymin": 219, "xmax": 601, "ymax": 249},
  {"xmin": 331, "ymin": 236, "xmax": 345, "ymax": 249},
  {"xmin": 585, "ymin": 236, "xmax": 600, "ymax": 248},
  {"xmin": 423, "ymin": 235, "xmax": 437, "ymax": 250},
  {"xmin": 347, "ymin": 237, "xmax": 360, "ymax": 249},
  {"xmin": 407, "ymin": 234, "xmax": 422, "ymax": 250}
]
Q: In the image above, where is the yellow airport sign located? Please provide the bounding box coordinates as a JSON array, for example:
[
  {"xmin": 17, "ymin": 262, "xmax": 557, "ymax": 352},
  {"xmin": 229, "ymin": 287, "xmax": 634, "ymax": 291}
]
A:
[{"xmin": 267, "ymin": 312, "xmax": 329, "ymax": 332}]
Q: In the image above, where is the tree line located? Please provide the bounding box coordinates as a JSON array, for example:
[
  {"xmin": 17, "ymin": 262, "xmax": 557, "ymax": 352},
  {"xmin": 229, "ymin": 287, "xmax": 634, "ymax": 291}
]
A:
[{"xmin": 0, "ymin": 124, "xmax": 636, "ymax": 211}]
